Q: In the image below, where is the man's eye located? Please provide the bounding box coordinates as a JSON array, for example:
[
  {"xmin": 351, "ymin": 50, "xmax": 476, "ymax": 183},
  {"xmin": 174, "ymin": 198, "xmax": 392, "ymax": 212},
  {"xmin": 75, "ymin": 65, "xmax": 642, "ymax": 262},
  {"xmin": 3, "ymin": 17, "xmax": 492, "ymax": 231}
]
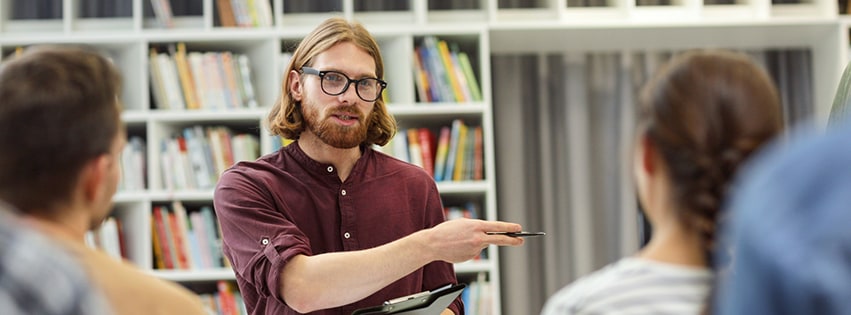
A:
[
  {"xmin": 324, "ymin": 73, "xmax": 345, "ymax": 82},
  {"xmin": 358, "ymin": 79, "xmax": 374, "ymax": 88}
]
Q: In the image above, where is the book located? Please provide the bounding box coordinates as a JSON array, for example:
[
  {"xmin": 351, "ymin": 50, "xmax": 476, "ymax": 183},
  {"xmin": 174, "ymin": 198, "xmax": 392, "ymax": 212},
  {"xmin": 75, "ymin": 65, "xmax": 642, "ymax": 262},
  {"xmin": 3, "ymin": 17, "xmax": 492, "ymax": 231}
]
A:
[
  {"xmin": 183, "ymin": 127, "xmax": 214, "ymax": 189},
  {"xmin": 443, "ymin": 119, "xmax": 464, "ymax": 181},
  {"xmin": 202, "ymin": 52, "xmax": 228, "ymax": 109},
  {"xmin": 220, "ymin": 52, "xmax": 242, "ymax": 109},
  {"xmin": 406, "ymin": 128, "xmax": 423, "ymax": 169},
  {"xmin": 436, "ymin": 39, "xmax": 465, "ymax": 102},
  {"xmin": 189, "ymin": 211, "xmax": 214, "ymax": 269},
  {"xmin": 150, "ymin": 0, "xmax": 175, "ymax": 28},
  {"xmin": 457, "ymin": 52, "xmax": 482, "ymax": 102},
  {"xmin": 172, "ymin": 201, "xmax": 195, "ymax": 269},
  {"xmin": 452, "ymin": 122, "xmax": 468, "ymax": 181},
  {"xmin": 417, "ymin": 128, "xmax": 437, "ymax": 177},
  {"xmin": 200, "ymin": 206, "xmax": 224, "ymax": 268},
  {"xmin": 473, "ymin": 126, "xmax": 484, "ymax": 180},
  {"xmin": 151, "ymin": 214, "xmax": 166, "ymax": 269},
  {"xmin": 236, "ymin": 54, "xmax": 259, "ymax": 108},
  {"xmin": 187, "ymin": 52, "xmax": 208, "ymax": 109},
  {"xmin": 392, "ymin": 131, "xmax": 409, "ymax": 163},
  {"xmin": 216, "ymin": 281, "xmax": 237, "ymax": 315},
  {"xmin": 120, "ymin": 136, "xmax": 146, "ymax": 191},
  {"xmin": 432, "ymin": 126, "xmax": 451, "ymax": 182},
  {"xmin": 412, "ymin": 50, "xmax": 431, "ymax": 102},
  {"xmin": 152, "ymin": 206, "xmax": 176, "ymax": 269},
  {"xmin": 464, "ymin": 124, "xmax": 476, "ymax": 180},
  {"xmin": 167, "ymin": 211, "xmax": 190, "ymax": 269},
  {"xmin": 157, "ymin": 52, "xmax": 187, "ymax": 110},
  {"xmin": 448, "ymin": 46, "xmax": 473, "ymax": 102},
  {"xmin": 216, "ymin": 0, "xmax": 237, "ymax": 27},
  {"xmin": 174, "ymin": 43, "xmax": 200, "ymax": 109},
  {"xmin": 148, "ymin": 49, "xmax": 169, "ymax": 109}
]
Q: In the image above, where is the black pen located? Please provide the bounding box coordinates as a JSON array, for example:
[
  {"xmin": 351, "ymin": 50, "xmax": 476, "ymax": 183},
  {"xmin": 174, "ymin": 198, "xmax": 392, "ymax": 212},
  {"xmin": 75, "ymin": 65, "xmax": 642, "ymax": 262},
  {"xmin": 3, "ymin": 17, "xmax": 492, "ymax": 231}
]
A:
[{"xmin": 486, "ymin": 231, "xmax": 546, "ymax": 237}]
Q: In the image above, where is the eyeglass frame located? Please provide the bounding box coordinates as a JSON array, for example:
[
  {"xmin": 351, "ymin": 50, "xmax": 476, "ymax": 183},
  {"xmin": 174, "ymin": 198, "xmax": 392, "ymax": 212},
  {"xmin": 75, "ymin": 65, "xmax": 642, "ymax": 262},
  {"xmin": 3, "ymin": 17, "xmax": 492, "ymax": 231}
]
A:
[{"xmin": 299, "ymin": 67, "xmax": 388, "ymax": 102}]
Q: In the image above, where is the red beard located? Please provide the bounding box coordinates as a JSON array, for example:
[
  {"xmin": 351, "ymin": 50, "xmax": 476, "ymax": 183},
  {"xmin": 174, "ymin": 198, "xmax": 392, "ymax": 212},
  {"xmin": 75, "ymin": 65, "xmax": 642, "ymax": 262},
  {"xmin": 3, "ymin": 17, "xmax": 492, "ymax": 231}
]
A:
[{"xmin": 303, "ymin": 102, "xmax": 370, "ymax": 149}]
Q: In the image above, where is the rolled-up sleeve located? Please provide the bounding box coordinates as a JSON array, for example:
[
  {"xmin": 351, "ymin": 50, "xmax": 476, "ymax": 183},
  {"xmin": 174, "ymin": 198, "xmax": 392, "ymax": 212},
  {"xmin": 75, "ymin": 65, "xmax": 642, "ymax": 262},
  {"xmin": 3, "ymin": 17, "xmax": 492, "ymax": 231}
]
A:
[{"xmin": 214, "ymin": 165, "xmax": 312, "ymax": 308}]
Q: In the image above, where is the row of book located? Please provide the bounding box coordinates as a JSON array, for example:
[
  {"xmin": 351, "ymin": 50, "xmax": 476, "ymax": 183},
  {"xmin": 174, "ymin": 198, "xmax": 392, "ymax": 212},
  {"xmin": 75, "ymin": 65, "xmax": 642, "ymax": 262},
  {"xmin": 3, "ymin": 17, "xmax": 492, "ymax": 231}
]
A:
[
  {"xmin": 120, "ymin": 136, "xmax": 147, "ymax": 191},
  {"xmin": 413, "ymin": 36, "xmax": 483, "ymax": 103},
  {"xmin": 215, "ymin": 0, "xmax": 274, "ymax": 28},
  {"xmin": 152, "ymin": 201, "xmax": 227, "ymax": 270},
  {"xmin": 385, "ymin": 119, "xmax": 484, "ymax": 182},
  {"xmin": 160, "ymin": 125, "xmax": 260, "ymax": 191},
  {"xmin": 149, "ymin": 43, "xmax": 259, "ymax": 110},
  {"xmin": 462, "ymin": 273, "xmax": 494, "ymax": 315},
  {"xmin": 199, "ymin": 281, "xmax": 248, "ymax": 315}
]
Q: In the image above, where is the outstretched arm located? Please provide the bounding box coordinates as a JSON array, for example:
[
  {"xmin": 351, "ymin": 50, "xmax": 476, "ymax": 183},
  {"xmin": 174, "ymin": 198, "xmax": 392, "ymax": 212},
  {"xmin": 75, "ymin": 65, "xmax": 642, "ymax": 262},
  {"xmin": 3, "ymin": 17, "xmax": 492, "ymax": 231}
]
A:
[{"xmin": 280, "ymin": 218, "xmax": 523, "ymax": 313}]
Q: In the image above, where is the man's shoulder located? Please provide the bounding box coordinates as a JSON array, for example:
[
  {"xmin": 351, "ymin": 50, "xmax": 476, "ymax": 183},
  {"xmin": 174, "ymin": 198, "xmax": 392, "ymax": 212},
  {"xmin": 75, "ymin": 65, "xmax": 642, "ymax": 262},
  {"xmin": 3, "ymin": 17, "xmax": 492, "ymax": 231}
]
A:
[{"xmin": 74, "ymin": 246, "xmax": 208, "ymax": 314}]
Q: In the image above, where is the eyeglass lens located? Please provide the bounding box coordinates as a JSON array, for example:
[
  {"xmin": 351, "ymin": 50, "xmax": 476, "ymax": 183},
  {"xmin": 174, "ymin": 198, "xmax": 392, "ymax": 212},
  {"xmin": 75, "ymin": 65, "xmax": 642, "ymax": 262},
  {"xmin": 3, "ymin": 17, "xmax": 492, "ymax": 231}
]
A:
[{"xmin": 320, "ymin": 71, "xmax": 383, "ymax": 102}]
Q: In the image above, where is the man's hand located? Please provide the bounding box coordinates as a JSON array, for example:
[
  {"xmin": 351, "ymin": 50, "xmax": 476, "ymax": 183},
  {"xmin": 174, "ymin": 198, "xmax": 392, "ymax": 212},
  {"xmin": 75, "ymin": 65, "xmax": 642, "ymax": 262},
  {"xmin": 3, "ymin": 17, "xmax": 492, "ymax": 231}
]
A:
[{"xmin": 422, "ymin": 218, "xmax": 524, "ymax": 263}]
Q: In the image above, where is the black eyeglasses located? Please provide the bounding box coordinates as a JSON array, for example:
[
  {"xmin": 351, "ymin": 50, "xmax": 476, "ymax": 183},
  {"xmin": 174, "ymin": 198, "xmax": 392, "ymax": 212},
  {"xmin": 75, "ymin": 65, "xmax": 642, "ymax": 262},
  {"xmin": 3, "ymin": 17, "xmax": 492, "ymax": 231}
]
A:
[{"xmin": 300, "ymin": 67, "xmax": 387, "ymax": 102}]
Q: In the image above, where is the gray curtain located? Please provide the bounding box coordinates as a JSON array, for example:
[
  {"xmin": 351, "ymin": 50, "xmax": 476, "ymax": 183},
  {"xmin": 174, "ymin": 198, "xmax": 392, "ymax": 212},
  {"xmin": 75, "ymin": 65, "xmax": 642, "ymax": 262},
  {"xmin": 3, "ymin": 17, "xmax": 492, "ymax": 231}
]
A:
[{"xmin": 491, "ymin": 49, "xmax": 813, "ymax": 315}]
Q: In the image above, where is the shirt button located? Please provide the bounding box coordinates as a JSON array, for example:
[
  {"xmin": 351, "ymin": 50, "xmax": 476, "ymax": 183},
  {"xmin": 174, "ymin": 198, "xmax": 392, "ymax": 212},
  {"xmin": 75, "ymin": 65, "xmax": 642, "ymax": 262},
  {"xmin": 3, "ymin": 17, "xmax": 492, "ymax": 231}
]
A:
[
  {"xmin": 327, "ymin": 166, "xmax": 334, "ymax": 172},
  {"xmin": 261, "ymin": 238, "xmax": 270, "ymax": 245},
  {"xmin": 344, "ymin": 232, "xmax": 351, "ymax": 239},
  {"xmin": 341, "ymin": 189, "xmax": 347, "ymax": 196}
]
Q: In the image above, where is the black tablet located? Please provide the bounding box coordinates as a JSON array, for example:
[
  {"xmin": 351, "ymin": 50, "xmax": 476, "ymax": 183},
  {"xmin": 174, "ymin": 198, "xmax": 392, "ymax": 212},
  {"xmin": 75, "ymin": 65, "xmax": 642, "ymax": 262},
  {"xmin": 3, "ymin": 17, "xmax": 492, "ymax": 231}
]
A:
[{"xmin": 351, "ymin": 283, "xmax": 466, "ymax": 315}]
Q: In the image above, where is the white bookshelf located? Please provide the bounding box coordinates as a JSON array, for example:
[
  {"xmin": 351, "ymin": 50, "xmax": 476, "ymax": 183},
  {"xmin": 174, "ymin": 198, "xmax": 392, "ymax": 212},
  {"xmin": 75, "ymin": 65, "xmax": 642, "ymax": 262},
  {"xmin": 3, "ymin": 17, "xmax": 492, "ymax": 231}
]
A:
[{"xmin": 0, "ymin": 0, "xmax": 845, "ymax": 314}]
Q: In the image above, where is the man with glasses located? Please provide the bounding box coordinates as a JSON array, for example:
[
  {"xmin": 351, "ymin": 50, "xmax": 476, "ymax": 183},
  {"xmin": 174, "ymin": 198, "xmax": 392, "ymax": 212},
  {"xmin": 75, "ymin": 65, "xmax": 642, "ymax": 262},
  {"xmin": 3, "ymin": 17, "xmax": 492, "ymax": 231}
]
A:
[{"xmin": 214, "ymin": 17, "xmax": 525, "ymax": 315}]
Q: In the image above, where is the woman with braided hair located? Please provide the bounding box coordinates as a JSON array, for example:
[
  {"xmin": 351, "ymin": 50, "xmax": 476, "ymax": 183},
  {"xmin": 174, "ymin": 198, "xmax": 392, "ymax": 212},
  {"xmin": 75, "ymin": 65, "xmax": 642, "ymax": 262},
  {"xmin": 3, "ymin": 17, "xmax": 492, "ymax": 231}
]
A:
[{"xmin": 541, "ymin": 49, "xmax": 783, "ymax": 315}]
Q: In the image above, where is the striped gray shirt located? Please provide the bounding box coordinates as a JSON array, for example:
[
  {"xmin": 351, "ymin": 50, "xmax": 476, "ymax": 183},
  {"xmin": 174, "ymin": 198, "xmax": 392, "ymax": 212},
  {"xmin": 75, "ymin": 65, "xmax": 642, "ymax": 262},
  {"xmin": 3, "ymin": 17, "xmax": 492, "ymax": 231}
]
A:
[{"xmin": 541, "ymin": 257, "xmax": 712, "ymax": 315}]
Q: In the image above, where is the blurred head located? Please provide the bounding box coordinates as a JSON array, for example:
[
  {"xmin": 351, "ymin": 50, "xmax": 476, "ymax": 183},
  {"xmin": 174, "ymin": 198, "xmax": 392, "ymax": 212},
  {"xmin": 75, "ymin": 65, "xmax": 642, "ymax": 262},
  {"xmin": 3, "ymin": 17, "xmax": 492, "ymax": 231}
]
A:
[
  {"xmin": 634, "ymin": 49, "xmax": 783, "ymax": 265},
  {"xmin": 716, "ymin": 121, "xmax": 851, "ymax": 315},
  {"xmin": 268, "ymin": 17, "xmax": 396, "ymax": 148},
  {"xmin": 0, "ymin": 45, "xmax": 125, "ymax": 228}
]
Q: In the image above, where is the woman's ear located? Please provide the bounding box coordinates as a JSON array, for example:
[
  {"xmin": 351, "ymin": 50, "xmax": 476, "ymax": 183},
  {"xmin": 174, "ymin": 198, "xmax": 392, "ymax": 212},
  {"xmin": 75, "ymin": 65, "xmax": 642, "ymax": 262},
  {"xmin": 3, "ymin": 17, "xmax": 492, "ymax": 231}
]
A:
[
  {"xmin": 289, "ymin": 69, "xmax": 303, "ymax": 102},
  {"xmin": 638, "ymin": 134, "xmax": 657, "ymax": 176}
]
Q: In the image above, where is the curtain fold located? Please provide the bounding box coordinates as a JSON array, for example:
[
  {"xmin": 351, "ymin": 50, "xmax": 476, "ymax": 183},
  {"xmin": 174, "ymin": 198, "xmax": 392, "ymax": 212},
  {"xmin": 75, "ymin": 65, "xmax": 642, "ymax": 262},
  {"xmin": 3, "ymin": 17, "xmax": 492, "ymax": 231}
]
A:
[{"xmin": 492, "ymin": 48, "xmax": 813, "ymax": 315}]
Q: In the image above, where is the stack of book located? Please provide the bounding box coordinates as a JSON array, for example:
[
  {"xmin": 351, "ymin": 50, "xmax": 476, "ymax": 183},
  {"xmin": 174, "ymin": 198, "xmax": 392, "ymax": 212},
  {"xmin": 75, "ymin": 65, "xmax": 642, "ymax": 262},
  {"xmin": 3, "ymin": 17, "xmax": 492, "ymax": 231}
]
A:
[
  {"xmin": 413, "ymin": 36, "xmax": 482, "ymax": 103},
  {"xmin": 159, "ymin": 125, "xmax": 260, "ymax": 191},
  {"xmin": 149, "ymin": 43, "xmax": 259, "ymax": 111},
  {"xmin": 151, "ymin": 202, "xmax": 227, "ymax": 270},
  {"xmin": 386, "ymin": 119, "xmax": 484, "ymax": 182}
]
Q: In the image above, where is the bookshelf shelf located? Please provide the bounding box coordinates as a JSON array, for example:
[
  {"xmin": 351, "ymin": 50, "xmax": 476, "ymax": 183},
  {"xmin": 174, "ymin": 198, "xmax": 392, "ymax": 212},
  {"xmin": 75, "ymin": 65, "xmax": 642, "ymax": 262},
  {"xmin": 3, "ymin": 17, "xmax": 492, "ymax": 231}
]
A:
[
  {"xmin": 454, "ymin": 260, "xmax": 495, "ymax": 274},
  {"xmin": 4, "ymin": 0, "xmax": 844, "ymax": 314},
  {"xmin": 437, "ymin": 181, "xmax": 489, "ymax": 194},
  {"xmin": 148, "ymin": 190, "xmax": 216, "ymax": 202},
  {"xmin": 147, "ymin": 109, "xmax": 269, "ymax": 122},
  {"xmin": 152, "ymin": 268, "xmax": 237, "ymax": 282}
]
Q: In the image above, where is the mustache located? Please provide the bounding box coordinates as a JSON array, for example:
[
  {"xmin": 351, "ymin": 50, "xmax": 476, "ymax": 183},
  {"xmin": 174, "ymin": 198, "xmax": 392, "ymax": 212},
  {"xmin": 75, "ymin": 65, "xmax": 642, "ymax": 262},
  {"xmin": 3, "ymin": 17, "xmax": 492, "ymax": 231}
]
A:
[{"xmin": 327, "ymin": 105, "xmax": 364, "ymax": 118}]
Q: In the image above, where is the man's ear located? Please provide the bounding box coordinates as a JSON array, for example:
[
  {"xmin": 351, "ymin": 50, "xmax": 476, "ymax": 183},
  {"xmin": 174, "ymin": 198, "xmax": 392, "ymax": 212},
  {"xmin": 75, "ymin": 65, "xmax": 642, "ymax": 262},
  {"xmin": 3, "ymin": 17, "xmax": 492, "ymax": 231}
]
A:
[
  {"xmin": 289, "ymin": 69, "xmax": 303, "ymax": 102},
  {"xmin": 80, "ymin": 155, "xmax": 110, "ymax": 203}
]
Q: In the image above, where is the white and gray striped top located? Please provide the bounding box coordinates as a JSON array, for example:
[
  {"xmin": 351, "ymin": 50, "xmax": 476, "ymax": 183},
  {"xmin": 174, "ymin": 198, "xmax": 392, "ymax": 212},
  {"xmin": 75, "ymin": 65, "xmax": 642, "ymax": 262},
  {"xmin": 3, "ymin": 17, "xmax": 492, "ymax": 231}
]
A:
[{"xmin": 540, "ymin": 257, "xmax": 713, "ymax": 315}]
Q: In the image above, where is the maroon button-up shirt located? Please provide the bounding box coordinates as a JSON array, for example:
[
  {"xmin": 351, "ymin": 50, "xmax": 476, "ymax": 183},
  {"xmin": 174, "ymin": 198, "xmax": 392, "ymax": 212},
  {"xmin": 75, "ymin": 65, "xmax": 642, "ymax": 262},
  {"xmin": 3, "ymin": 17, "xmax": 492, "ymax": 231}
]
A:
[{"xmin": 214, "ymin": 142, "xmax": 463, "ymax": 315}]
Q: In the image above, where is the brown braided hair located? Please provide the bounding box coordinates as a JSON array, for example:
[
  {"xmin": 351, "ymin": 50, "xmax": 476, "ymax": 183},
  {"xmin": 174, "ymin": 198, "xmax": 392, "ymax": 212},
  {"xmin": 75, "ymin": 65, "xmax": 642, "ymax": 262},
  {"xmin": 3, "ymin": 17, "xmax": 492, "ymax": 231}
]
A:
[{"xmin": 638, "ymin": 49, "xmax": 783, "ymax": 266}]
